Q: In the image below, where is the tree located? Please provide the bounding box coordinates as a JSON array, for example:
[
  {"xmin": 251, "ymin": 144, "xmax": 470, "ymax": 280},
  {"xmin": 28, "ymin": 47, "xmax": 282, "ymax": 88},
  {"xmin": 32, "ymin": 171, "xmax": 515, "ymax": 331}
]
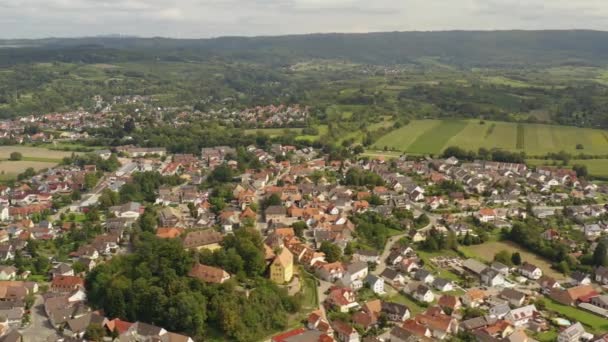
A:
[
  {"xmin": 209, "ymin": 164, "xmax": 234, "ymax": 183},
  {"xmin": 511, "ymin": 252, "xmax": 522, "ymax": 266},
  {"xmin": 261, "ymin": 193, "xmax": 282, "ymax": 209},
  {"xmin": 320, "ymin": 241, "xmax": 342, "ymax": 263},
  {"xmin": 9, "ymin": 152, "xmax": 22, "ymax": 161},
  {"xmin": 593, "ymin": 240, "xmax": 608, "ymax": 267},
  {"xmin": 291, "ymin": 221, "xmax": 307, "ymax": 238},
  {"xmin": 138, "ymin": 208, "xmax": 158, "ymax": 233},
  {"xmin": 573, "ymin": 164, "xmax": 588, "ymax": 178},
  {"xmin": 84, "ymin": 172, "xmax": 99, "ymax": 190},
  {"xmin": 494, "ymin": 250, "xmax": 512, "ymax": 266},
  {"xmin": 84, "ymin": 323, "xmax": 106, "ymax": 341}
]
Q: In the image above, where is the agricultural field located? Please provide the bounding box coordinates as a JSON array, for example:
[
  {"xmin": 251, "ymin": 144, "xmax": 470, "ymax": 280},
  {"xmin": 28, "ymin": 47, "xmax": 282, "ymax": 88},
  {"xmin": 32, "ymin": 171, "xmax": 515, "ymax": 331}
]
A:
[
  {"xmin": 460, "ymin": 241, "xmax": 566, "ymax": 280},
  {"xmin": 0, "ymin": 161, "xmax": 57, "ymax": 180},
  {"xmin": 244, "ymin": 125, "xmax": 329, "ymax": 141},
  {"xmin": 0, "ymin": 146, "xmax": 74, "ymax": 161},
  {"xmin": 0, "ymin": 146, "xmax": 75, "ymax": 180},
  {"xmin": 373, "ymin": 119, "xmax": 608, "ymax": 156},
  {"xmin": 527, "ymin": 158, "xmax": 608, "ymax": 178}
]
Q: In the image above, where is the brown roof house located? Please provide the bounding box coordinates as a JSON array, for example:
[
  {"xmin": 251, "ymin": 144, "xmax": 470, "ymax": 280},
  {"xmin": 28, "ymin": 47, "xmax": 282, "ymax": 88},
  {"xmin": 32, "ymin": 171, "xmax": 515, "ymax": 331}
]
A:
[
  {"xmin": 182, "ymin": 229, "xmax": 223, "ymax": 251},
  {"xmin": 188, "ymin": 264, "xmax": 230, "ymax": 284}
]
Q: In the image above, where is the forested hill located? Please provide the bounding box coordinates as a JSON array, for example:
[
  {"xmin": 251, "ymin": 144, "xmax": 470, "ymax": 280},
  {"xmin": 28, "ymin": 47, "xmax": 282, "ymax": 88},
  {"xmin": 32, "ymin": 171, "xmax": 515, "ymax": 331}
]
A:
[{"xmin": 2, "ymin": 30, "xmax": 608, "ymax": 67}]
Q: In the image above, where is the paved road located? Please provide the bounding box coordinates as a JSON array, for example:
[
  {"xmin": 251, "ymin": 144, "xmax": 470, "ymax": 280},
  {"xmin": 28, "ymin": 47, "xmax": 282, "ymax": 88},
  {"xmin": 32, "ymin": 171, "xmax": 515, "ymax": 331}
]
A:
[
  {"xmin": 316, "ymin": 278, "xmax": 332, "ymax": 319},
  {"xmin": 373, "ymin": 214, "xmax": 438, "ymax": 276},
  {"xmin": 21, "ymin": 295, "xmax": 58, "ymax": 342}
]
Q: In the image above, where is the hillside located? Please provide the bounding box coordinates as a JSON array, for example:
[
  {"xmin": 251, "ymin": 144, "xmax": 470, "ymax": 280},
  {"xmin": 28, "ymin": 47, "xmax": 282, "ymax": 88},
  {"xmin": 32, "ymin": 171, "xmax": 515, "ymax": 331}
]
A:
[{"xmin": 2, "ymin": 30, "xmax": 608, "ymax": 67}]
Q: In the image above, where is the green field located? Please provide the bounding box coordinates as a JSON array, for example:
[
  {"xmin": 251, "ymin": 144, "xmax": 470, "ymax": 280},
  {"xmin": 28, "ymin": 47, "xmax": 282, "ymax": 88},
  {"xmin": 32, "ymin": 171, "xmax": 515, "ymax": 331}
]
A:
[
  {"xmin": 460, "ymin": 241, "xmax": 565, "ymax": 280},
  {"xmin": 527, "ymin": 158, "xmax": 608, "ymax": 178},
  {"xmin": 373, "ymin": 119, "xmax": 608, "ymax": 156}
]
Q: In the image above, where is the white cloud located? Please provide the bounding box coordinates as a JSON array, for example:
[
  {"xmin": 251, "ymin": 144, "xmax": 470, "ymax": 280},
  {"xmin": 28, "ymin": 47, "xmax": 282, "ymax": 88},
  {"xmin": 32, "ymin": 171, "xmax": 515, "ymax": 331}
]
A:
[{"xmin": 0, "ymin": 0, "xmax": 606, "ymax": 38}]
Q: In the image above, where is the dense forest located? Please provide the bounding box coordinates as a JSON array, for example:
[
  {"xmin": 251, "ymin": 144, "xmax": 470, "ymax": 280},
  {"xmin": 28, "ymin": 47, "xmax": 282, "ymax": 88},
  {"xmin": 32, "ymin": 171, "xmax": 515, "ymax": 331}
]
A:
[
  {"xmin": 86, "ymin": 231, "xmax": 300, "ymax": 341},
  {"xmin": 3, "ymin": 30, "xmax": 608, "ymax": 67}
]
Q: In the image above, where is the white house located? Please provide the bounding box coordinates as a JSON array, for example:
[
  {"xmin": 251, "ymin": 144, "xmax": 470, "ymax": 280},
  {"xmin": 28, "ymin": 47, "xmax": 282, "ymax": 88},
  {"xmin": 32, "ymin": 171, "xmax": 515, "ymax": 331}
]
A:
[
  {"xmin": 365, "ymin": 275, "xmax": 385, "ymax": 294},
  {"xmin": 0, "ymin": 206, "xmax": 9, "ymax": 222},
  {"xmin": 505, "ymin": 305, "xmax": 537, "ymax": 327},
  {"xmin": 432, "ymin": 278, "xmax": 454, "ymax": 292},
  {"xmin": 481, "ymin": 268, "xmax": 505, "ymax": 287},
  {"xmin": 413, "ymin": 284, "xmax": 435, "ymax": 303},
  {"xmin": 519, "ymin": 262, "xmax": 542, "ymax": 280}
]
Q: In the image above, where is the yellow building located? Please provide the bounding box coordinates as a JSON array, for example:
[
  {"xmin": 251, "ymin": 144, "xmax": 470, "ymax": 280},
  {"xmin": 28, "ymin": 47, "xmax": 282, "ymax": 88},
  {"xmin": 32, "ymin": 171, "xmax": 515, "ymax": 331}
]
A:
[{"xmin": 270, "ymin": 248, "xmax": 294, "ymax": 284}]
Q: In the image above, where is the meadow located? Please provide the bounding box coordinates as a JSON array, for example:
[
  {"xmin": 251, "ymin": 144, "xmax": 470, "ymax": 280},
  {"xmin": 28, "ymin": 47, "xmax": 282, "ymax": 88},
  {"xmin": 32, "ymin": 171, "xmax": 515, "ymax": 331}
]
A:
[
  {"xmin": 0, "ymin": 146, "xmax": 74, "ymax": 161},
  {"xmin": 0, "ymin": 161, "xmax": 57, "ymax": 180},
  {"xmin": 373, "ymin": 119, "xmax": 608, "ymax": 156},
  {"xmin": 527, "ymin": 158, "xmax": 608, "ymax": 178},
  {"xmin": 460, "ymin": 241, "xmax": 565, "ymax": 280},
  {"xmin": 0, "ymin": 146, "xmax": 75, "ymax": 180}
]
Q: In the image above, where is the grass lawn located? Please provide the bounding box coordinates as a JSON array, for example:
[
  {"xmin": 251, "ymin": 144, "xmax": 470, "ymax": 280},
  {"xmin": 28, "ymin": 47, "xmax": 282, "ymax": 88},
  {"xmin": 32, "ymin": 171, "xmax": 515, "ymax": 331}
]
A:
[
  {"xmin": 299, "ymin": 269, "xmax": 319, "ymax": 310},
  {"xmin": 65, "ymin": 213, "xmax": 88, "ymax": 223},
  {"xmin": 459, "ymin": 241, "xmax": 565, "ymax": 280},
  {"xmin": 373, "ymin": 119, "xmax": 608, "ymax": 156},
  {"xmin": 387, "ymin": 293, "xmax": 425, "ymax": 315},
  {"xmin": 533, "ymin": 330, "xmax": 558, "ymax": 342},
  {"xmin": 541, "ymin": 298, "xmax": 608, "ymax": 334}
]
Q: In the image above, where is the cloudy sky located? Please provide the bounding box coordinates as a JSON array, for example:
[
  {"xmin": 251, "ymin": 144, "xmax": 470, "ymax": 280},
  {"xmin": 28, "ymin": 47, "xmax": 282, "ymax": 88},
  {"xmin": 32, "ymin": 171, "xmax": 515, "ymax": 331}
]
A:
[{"xmin": 1, "ymin": 0, "xmax": 607, "ymax": 38}]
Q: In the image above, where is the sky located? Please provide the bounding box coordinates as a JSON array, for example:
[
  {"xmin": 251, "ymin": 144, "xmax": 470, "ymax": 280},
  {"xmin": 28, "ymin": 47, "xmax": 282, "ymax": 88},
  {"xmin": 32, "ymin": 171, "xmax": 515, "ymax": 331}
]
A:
[{"xmin": 1, "ymin": 0, "xmax": 608, "ymax": 39}]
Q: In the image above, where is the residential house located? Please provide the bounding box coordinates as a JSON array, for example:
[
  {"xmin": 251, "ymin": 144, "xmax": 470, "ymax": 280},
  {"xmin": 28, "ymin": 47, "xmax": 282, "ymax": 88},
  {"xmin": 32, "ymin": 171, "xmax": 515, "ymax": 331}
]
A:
[
  {"xmin": 500, "ymin": 288, "xmax": 526, "ymax": 307},
  {"xmin": 382, "ymin": 301, "xmax": 410, "ymax": 322},
  {"xmin": 462, "ymin": 289, "xmax": 486, "ymax": 308},
  {"xmin": 557, "ymin": 322, "xmax": 585, "ymax": 342},
  {"xmin": 0, "ymin": 266, "xmax": 17, "ymax": 281},
  {"xmin": 414, "ymin": 269, "xmax": 435, "ymax": 284},
  {"xmin": 481, "ymin": 268, "xmax": 505, "ymax": 287},
  {"xmin": 596, "ymin": 266, "xmax": 608, "ymax": 285},
  {"xmin": 108, "ymin": 202, "xmax": 142, "ymax": 219},
  {"xmin": 438, "ymin": 295, "xmax": 461, "ymax": 313},
  {"xmin": 380, "ymin": 268, "xmax": 405, "ymax": 286},
  {"xmin": 519, "ymin": 262, "xmax": 542, "ymax": 280},
  {"xmin": 365, "ymin": 275, "xmax": 384, "ymax": 294},
  {"xmin": 415, "ymin": 309, "xmax": 459, "ymax": 339},
  {"xmin": 51, "ymin": 276, "xmax": 84, "ymax": 293},
  {"xmin": 505, "ymin": 305, "xmax": 538, "ymax": 327},
  {"xmin": 389, "ymin": 326, "xmax": 418, "ymax": 342},
  {"xmin": 413, "ymin": 284, "xmax": 434, "ymax": 303},
  {"xmin": 353, "ymin": 250, "xmax": 380, "ymax": 264},
  {"xmin": 489, "ymin": 303, "xmax": 511, "ymax": 319},
  {"xmin": 550, "ymin": 285, "xmax": 598, "ymax": 306},
  {"xmin": 590, "ymin": 295, "xmax": 608, "ymax": 310},
  {"xmin": 316, "ymin": 262, "xmax": 345, "ymax": 282},
  {"xmin": 570, "ymin": 271, "xmax": 592, "ymax": 286},
  {"xmin": 332, "ymin": 320, "xmax": 360, "ymax": 342},
  {"xmin": 326, "ymin": 287, "xmax": 359, "ymax": 313},
  {"xmin": 490, "ymin": 262, "xmax": 510, "ymax": 276},
  {"xmin": 538, "ymin": 276, "xmax": 561, "ymax": 294},
  {"xmin": 188, "ymin": 264, "xmax": 230, "ymax": 284},
  {"xmin": 432, "ymin": 278, "xmax": 454, "ymax": 292}
]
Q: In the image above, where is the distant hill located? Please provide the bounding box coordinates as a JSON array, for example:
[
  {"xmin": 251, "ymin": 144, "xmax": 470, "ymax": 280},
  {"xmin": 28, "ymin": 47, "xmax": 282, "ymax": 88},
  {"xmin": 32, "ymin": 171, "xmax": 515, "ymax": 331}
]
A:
[{"xmin": 2, "ymin": 30, "xmax": 608, "ymax": 67}]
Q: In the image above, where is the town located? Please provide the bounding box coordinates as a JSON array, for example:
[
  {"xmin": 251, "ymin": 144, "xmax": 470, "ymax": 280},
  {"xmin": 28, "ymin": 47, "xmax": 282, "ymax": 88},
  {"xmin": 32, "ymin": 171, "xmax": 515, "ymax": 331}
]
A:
[{"xmin": 0, "ymin": 111, "xmax": 604, "ymax": 342}]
